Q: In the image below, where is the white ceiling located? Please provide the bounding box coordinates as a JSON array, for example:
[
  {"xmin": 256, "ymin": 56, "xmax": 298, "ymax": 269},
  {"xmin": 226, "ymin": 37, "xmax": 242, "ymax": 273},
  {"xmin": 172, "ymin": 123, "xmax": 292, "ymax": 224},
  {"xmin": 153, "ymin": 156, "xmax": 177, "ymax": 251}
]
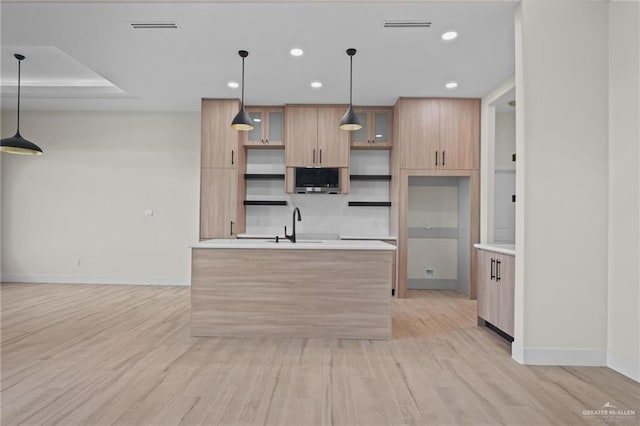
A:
[{"xmin": 0, "ymin": 1, "xmax": 517, "ymax": 112}]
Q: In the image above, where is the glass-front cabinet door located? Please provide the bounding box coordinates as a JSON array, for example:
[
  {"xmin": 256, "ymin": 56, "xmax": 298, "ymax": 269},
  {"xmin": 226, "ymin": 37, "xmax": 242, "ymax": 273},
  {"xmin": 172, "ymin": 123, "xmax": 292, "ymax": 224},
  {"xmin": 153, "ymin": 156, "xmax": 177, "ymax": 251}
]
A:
[
  {"xmin": 243, "ymin": 107, "xmax": 284, "ymax": 147},
  {"xmin": 372, "ymin": 109, "xmax": 392, "ymax": 147},
  {"xmin": 266, "ymin": 109, "xmax": 284, "ymax": 146},
  {"xmin": 245, "ymin": 109, "xmax": 265, "ymax": 146},
  {"xmin": 350, "ymin": 110, "xmax": 370, "ymax": 147},
  {"xmin": 350, "ymin": 107, "xmax": 392, "ymax": 149}
]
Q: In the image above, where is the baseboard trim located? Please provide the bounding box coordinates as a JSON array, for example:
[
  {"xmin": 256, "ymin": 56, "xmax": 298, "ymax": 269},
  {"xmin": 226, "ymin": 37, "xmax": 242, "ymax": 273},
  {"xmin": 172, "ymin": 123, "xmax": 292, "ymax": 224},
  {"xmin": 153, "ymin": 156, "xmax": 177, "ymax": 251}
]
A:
[
  {"xmin": 1, "ymin": 274, "xmax": 190, "ymax": 286},
  {"xmin": 407, "ymin": 278, "xmax": 459, "ymax": 290},
  {"xmin": 607, "ymin": 351, "xmax": 640, "ymax": 383},
  {"xmin": 521, "ymin": 347, "xmax": 607, "ymax": 366},
  {"xmin": 511, "ymin": 341, "xmax": 525, "ymax": 363}
]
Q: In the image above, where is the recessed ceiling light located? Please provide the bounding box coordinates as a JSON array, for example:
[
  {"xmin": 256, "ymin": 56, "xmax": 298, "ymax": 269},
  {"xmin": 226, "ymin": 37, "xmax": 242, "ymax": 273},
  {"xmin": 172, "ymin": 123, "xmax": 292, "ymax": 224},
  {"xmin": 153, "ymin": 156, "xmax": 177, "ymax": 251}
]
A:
[
  {"xmin": 290, "ymin": 48, "xmax": 304, "ymax": 57},
  {"xmin": 310, "ymin": 81, "xmax": 323, "ymax": 89},
  {"xmin": 441, "ymin": 31, "xmax": 458, "ymax": 41},
  {"xmin": 227, "ymin": 81, "xmax": 239, "ymax": 89},
  {"xmin": 445, "ymin": 81, "xmax": 458, "ymax": 89}
]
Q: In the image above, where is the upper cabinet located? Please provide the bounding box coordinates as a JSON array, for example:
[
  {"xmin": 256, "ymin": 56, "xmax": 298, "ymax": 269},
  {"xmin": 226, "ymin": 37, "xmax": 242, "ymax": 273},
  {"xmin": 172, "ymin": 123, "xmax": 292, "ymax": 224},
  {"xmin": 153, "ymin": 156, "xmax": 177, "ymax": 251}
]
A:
[
  {"xmin": 244, "ymin": 107, "xmax": 285, "ymax": 148},
  {"xmin": 439, "ymin": 99, "xmax": 480, "ymax": 170},
  {"xmin": 201, "ymin": 99, "xmax": 241, "ymax": 168},
  {"xmin": 396, "ymin": 98, "xmax": 479, "ymax": 170},
  {"xmin": 285, "ymin": 106, "xmax": 350, "ymax": 167},
  {"xmin": 351, "ymin": 107, "xmax": 393, "ymax": 149}
]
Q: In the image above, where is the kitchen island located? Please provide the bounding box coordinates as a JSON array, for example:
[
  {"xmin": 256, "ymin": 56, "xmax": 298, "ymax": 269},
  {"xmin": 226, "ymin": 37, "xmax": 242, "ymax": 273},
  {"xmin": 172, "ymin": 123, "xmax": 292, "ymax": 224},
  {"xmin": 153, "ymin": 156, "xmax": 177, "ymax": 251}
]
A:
[{"xmin": 191, "ymin": 239, "xmax": 395, "ymax": 339}]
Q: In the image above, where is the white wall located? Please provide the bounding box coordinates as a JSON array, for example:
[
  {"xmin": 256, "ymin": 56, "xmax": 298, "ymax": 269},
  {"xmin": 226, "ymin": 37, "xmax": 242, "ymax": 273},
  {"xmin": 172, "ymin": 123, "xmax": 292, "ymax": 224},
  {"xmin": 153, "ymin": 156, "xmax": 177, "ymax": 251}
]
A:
[
  {"xmin": 514, "ymin": 1, "xmax": 610, "ymax": 365},
  {"xmin": 1, "ymin": 111, "xmax": 200, "ymax": 285},
  {"xmin": 244, "ymin": 150, "xmax": 391, "ymax": 237},
  {"xmin": 495, "ymin": 112, "xmax": 515, "ymax": 171},
  {"xmin": 607, "ymin": 1, "xmax": 640, "ymax": 381},
  {"xmin": 494, "ymin": 111, "xmax": 516, "ymax": 243}
]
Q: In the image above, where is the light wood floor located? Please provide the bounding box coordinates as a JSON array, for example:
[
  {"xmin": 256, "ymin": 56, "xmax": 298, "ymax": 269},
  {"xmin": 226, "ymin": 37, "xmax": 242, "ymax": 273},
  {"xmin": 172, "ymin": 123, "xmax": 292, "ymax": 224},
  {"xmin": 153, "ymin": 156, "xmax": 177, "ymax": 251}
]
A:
[{"xmin": 1, "ymin": 284, "xmax": 638, "ymax": 426}]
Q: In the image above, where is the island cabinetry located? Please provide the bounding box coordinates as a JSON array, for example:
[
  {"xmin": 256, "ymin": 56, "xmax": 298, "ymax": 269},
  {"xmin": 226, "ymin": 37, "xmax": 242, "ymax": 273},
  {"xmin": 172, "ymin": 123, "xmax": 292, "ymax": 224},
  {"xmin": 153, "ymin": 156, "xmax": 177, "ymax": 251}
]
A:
[
  {"xmin": 476, "ymin": 248, "xmax": 515, "ymax": 337},
  {"xmin": 351, "ymin": 107, "xmax": 393, "ymax": 149},
  {"xmin": 244, "ymin": 107, "xmax": 284, "ymax": 147},
  {"xmin": 285, "ymin": 105, "xmax": 349, "ymax": 167},
  {"xmin": 191, "ymin": 245, "xmax": 393, "ymax": 339},
  {"xmin": 396, "ymin": 98, "xmax": 479, "ymax": 170}
]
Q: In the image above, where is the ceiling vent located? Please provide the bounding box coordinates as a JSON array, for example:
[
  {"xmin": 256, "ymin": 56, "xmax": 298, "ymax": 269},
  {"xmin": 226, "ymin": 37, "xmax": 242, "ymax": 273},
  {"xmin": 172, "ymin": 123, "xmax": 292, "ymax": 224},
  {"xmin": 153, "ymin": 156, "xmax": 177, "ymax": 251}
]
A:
[
  {"xmin": 130, "ymin": 22, "xmax": 179, "ymax": 30},
  {"xmin": 383, "ymin": 20, "xmax": 431, "ymax": 29}
]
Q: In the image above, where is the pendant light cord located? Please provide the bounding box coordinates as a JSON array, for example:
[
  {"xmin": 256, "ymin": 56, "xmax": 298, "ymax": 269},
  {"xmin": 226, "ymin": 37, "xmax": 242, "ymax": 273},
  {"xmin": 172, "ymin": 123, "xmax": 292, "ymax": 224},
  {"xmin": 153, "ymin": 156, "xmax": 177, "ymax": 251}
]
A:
[
  {"xmin": 349, "ymin": 55, "xmax": 353, "ymax": 106},
  {"xmin": 241, "ymin": 56, "xmax": 245, "ymax": 107},
  {"xmin": 16, "ymin": 57, "xmax": 21, "ymax": 134}
]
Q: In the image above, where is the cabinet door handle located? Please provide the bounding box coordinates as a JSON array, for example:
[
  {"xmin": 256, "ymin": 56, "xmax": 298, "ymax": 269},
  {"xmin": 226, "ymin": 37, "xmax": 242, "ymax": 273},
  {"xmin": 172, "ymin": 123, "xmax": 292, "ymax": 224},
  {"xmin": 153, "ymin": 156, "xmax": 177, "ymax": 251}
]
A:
[
  {"xmin": 496, "ymin": 260, "xmax": 501, "ymax": 281},
  {"xmin": 442, "ymin": 150, "xmax": 446, "ymax": 166},
  {"xmin": 312, "ymin": 149, "xmax": 316, "ymax": 164},
  {"xmin": 435, "ymin": 151, "xmax": 439, "ymax": 166},
  {"xmin": 265, "ymin": 138, "xmax": 269, "ymax": 144},
  {"xmin": 231, "ymin": 150, "xmax": 235, "ymax": 165},
  {"xmin": 319, "ymin": 149, "xmax": 322, "ymax": 164},
  {"xmin": 490, "ymin": 258, "xmax": 495, "ymax": 280},
  {"xmin": 230, "ymin": 221, "xmax": 235, "ymax": 236}
]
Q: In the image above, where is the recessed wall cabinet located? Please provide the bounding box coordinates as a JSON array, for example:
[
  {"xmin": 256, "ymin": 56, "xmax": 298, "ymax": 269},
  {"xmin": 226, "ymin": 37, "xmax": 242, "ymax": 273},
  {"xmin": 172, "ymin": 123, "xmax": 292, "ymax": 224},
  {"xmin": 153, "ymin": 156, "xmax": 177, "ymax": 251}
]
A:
[
  {"xmin": 200, "ymin": 99, "xmax": 245, "ymax": 240},
  {"xmin": 351, "ymin": 108, "xmax": 393, "ymax": 149},
  {"xmin": 395, "ymin": 98, "xmax": 480, "ymax": 170},
  {"xmin": 244, "ymin": 107, "xmax": 284, "ymax": 148},
  {"xmin": 476, "ymin": 249, "xmax": 514, "ymax": 337},
  {"xmin": 285, "ymin": 106, "xmax": 350, "ymax": 167}
]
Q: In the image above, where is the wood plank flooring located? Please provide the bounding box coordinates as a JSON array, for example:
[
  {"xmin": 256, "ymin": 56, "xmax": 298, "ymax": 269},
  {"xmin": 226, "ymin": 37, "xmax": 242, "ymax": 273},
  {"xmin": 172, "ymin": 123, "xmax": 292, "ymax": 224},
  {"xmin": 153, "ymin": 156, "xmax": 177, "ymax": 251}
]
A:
[{"xmin": 1, "ymin": 283, "xmax": 638, "ymax": 426}]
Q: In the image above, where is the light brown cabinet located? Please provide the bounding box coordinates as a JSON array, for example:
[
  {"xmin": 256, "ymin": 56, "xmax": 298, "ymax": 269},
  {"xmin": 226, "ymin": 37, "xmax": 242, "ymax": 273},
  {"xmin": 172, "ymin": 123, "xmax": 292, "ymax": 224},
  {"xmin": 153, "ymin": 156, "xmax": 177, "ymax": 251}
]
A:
[
  {"xmin": 201, "ymin": 99, "xmax": 241, "ymax": 168},
  {"xmin": 476, "ymin": 249, "xmax": 514, "ymax": 337},
  {"xmin": 439, "ymin": 99, "xmax": 480, "ymax": 170},
  {"xmin": 200, "ymin": 168, "xmax": 238, "ymax": 239},
  {"xmin": 285, "ymin": 106, "xmax": 350, "ymax": 167},
  {"xmin": 244, "ymin": 107, "xmax": 284, "ymax": 148},
  {"xmin": 351, "ymin": 107, "xmax": 393, "ymax": 149},
  {"xmin": 396, "ymin": 98, "xmax": 479, "ymax": 170},
  {"xmin": 200, "ymin": 99, "xmax": 245, "ymax": 240}
]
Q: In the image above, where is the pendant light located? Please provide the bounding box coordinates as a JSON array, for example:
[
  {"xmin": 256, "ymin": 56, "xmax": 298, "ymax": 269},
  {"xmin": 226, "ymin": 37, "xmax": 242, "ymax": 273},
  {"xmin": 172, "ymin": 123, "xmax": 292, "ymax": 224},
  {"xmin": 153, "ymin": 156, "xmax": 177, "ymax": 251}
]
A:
[
  {"xmin": 1, "ymin": 54, "xmax": 43, "ymax": 155},
  {"xmin": 339, "ymin": 48, "xmax": 362, "ymax": 131},
  {"xmin": 230, "ymin": 50, "xmax": 254, "ymax": 131}
]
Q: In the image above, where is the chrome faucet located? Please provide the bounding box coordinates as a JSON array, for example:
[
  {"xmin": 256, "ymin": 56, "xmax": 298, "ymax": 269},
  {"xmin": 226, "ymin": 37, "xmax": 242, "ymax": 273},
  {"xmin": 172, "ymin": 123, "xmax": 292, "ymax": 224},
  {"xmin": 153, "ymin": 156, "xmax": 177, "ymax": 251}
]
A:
[{"xmin": 285, "ymin": 207, "xmax": 302, "ymax": 243}]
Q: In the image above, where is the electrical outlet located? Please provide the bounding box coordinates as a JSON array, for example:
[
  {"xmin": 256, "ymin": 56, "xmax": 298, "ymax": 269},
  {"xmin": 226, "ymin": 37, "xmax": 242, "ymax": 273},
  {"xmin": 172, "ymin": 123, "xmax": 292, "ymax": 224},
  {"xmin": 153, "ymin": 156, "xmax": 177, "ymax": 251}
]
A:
[
  {"xmin": 425, "ymin": 269, "xmax": 434, "ymax": 279},
  {"xmin": 144, "ymin": 209, "xmax": 154, "ymax": 217},
  {"xmin": 76, "ymin": 258, "xmax": 81, "ymax": 267}
]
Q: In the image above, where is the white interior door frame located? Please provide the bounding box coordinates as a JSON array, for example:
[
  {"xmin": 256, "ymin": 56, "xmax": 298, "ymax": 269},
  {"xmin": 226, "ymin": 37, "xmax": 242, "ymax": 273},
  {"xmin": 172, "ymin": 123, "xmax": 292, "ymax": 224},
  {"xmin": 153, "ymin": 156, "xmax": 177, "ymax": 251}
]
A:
[{"xmin": 480, "ymin": 76, "xmax": 515, "ymax": 244}]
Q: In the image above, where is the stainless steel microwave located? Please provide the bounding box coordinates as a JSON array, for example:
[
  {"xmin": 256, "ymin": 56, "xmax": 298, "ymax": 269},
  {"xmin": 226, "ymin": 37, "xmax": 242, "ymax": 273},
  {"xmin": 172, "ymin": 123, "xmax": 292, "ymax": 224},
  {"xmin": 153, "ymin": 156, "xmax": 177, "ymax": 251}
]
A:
[{"xmin": 294, "ymin": 167, "xmax": 340, "ymax": 193}]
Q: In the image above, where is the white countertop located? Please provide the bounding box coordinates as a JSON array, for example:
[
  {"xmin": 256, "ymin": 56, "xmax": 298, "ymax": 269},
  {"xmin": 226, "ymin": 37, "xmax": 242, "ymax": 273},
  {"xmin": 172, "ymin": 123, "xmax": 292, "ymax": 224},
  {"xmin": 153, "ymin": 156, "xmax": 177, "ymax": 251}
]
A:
[
  {"xmin": 193, "ymin": 239, "xmax": 396, "ymax": 250},
  {"xmin": 474, "ymin": 243, "xmax": 516, "ymax": 256},
  {"xmin": 237, "ymin": 233, "xmax": 397, "ymax": 241}
]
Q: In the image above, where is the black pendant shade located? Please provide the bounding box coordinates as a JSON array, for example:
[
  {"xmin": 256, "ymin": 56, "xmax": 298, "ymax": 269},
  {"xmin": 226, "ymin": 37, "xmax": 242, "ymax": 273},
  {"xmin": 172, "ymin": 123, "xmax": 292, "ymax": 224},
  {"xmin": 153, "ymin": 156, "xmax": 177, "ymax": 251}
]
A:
[
  {"xmin": 339, "ymin": 48, "xmax": 362, "ymax": 131},
  {"xmin": 230, "ymin": 50, "xmax": 254, "ymax": 131},
  {"xmin": 1, "ymin": 54, "xmax": 43, "ymax": 155}
]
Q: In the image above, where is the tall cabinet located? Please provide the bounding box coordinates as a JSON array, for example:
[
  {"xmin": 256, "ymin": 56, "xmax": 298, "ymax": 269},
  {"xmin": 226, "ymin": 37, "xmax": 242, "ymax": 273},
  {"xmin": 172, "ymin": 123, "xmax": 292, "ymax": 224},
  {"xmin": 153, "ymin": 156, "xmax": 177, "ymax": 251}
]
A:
[
  {"xmin": 200, "ymin": 99, "xmax": 245, "ymax": 240},
  {"xmin": 392, "ymin": 97, "xmax": 481, "ymax": 298}
]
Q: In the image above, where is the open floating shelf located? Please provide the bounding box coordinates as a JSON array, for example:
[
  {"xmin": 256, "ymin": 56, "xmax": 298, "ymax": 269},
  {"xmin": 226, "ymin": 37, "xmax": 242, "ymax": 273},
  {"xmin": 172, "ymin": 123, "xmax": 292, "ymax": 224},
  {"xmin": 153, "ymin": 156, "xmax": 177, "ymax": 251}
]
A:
[
  {"xmin": 243, "ymin": 200, "xmax": 288, "ymax": 206},
  {"xmin": 244, "ymin": 174, "xmax": 285, "ymax": 180},
  {"xmin": 348, "ymin": 201, "xmax": 392, "ymax": 207},
  {"xmin": 350, "ymin": 174, "xmax": 392, "ymax": 181}
]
